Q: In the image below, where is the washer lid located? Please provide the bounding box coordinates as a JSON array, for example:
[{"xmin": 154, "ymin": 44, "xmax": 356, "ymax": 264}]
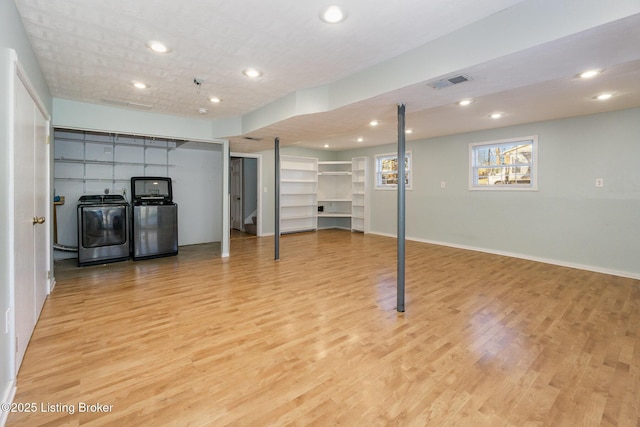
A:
[{"xmin": 131, "ymin": 176, "xmax": 173, "ymax": 202}]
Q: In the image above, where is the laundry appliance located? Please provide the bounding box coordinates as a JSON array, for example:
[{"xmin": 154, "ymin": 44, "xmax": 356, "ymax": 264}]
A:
[
  {"xmin": 77, "ymin": 194, "xmax": 130, "ymax": 266},
  {"xmin": 131, "ymin": 176, "xmax": 178, "ymax": 260}
]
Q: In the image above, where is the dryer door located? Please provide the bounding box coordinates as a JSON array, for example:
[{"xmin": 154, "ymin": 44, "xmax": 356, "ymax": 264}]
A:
[{"xmin": 81, "ymin": 204, "xmax": 128, "ymax": 248}]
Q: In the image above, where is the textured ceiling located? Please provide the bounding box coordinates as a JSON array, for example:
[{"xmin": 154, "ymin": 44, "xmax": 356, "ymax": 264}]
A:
[{"xmin": 14, "ymin": 0, "xmax": 640, "ymax": 152}]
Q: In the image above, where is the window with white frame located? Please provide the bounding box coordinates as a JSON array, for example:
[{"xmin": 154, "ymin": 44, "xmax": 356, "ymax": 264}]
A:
[
  {"xmin": 469, "ymin": 136, "xmax": 537, "ymax": 190},
  {"xmin": 375, "ymin": 151, "xmax": 412, "ymax": 190}
]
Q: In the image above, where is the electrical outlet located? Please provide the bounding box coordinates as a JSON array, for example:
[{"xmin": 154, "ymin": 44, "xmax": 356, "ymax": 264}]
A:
[
  {"xmin": 5, "ymin": 308, "xmax": 10, "ymax": 334},
  {"xmin": 595, "ymin": 178, "xmax": 604, "ymax": 188}
]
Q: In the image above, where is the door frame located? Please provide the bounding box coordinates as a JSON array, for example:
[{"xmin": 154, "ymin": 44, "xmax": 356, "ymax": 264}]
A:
[
  {"xmin": 8, "ymin": 52, "xmax": 51, "ymax": 377},
  {"xmin": 230, "ymin": 152, "xmax": 262, "ymax": 236}
]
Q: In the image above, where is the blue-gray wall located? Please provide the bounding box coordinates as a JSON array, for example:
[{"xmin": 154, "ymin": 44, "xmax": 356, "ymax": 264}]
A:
[{"xmin": 336, "ymin": 108, "xmax": 640, "ymax": 278}]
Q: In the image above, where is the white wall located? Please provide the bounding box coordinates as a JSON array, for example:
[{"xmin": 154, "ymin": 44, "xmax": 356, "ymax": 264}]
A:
[{"xmin": 337, "ymin": 108, "xmax": 640, "ymax": 278}]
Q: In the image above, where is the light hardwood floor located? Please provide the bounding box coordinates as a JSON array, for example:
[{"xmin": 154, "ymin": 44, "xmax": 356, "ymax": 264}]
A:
[{"xmin": 7, "ymin": 230, "xmax": 640, "ymax": 426}]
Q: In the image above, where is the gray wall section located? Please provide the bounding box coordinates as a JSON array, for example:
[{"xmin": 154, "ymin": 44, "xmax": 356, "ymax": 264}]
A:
[
  {"xmin": 161, "ymin": 146, "xmax": 224, "ymax": 245},
  {"xmin": 242, "ymin": 158, "xmax": 258, "ymax": 223},
  {"xmin": 337, "ymin": 108, "xmax": 640, "ymax": 278}
]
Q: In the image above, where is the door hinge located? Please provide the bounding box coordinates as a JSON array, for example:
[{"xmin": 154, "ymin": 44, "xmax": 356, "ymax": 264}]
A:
[{"xmin": 47, "ymin": 270, "xmax": 51, "ymax": 279}]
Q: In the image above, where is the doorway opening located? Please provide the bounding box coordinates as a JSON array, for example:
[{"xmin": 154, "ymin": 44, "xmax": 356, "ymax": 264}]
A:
[{"xmin": 230, "ymin": 154, "xmax": 261, "ymax": 239}]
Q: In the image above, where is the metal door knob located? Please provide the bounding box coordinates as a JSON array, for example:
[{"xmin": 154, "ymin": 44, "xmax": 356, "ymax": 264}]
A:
[{"xmin": 32, "ymin": 216, "xmax": 45, "ymax": 225}]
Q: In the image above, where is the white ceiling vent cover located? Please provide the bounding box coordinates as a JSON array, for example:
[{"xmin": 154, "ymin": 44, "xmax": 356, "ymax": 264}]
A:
[
  {"xmin": 102, "ymin": 98, "xmax": 153, "ymax": 110},
  {"xmin": 427, "ymin": 74, "xmax": 472, "ymax": 90}
]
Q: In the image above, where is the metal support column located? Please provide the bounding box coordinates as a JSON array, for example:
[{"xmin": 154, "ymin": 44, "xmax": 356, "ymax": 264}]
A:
[
  {"xmin": 274, "ymin": 137, "xmax": 280, "ymax": 260},
  {"xmin": 397, "ymin": 104, "xmax": 406, "ymax": 312}
]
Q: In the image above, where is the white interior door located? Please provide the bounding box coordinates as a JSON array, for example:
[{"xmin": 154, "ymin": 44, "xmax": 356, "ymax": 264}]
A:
[
  {"xmin": 230, "ymin": 158, "xmax": 242, "ymax": 231},
  {"xmin": 14, "ymin": 73, "xmax": 36, "ymax": 372},
  {"xmin": 13, "ymin": 69, "xmax": 49, "ymax": 374}
]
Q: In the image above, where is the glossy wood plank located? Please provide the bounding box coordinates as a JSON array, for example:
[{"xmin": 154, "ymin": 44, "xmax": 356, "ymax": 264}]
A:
[{"xmin": 7, "ymin": 230, "xmax": 640, "ymax": 426}]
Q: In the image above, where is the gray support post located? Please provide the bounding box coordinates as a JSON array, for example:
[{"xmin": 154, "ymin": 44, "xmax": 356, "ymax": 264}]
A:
[
  {"xmin": 274, "ymin": 137, "xmax": 280, "ymax": 260},
  {"xmin": 397, "ymin": 104, "xmax": 406, "ymax": 312}
]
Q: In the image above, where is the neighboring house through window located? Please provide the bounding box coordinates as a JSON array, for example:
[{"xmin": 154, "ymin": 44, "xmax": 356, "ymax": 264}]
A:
[
  {"xmin": 375, "ymin": 151, "xmax": 412, "ymax": 190},
  {"xmin": 469, "ymin": 136, "xmax": 538, "ymax": 190}
]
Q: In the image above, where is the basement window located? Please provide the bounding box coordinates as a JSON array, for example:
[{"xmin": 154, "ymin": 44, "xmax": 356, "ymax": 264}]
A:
[
  {"xmin": 469, "ymin": 136, "xmax": 538, "ymax": 191},
  {"xmin": 375, "ymin": 151, "xmax": 412, "ymax": 190}
]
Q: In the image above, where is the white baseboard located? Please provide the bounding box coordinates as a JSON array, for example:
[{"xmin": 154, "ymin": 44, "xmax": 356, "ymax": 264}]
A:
[
  {"xmin": 369, "ymin": 231, "xmax": 640, "ymax": 280},
  {"xmin": 0, "ymin": 380, "xmax": 16, "ymax": 427}
]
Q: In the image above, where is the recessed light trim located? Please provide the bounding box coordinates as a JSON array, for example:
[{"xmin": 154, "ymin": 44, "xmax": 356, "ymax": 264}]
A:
[
  {"xmin": 489, "ymin": 112, "xmax": 504, "ymax": 119},
  {"xmin": 595, "ymin": 93, "xmax": 613, "ymax": 100},
  {"xmin": 356, "ymin": 137, "xmax": 364, "ymax": 142},
  {"xmin": 369, "ymin": 120, "xmax": 379, "ymax": 126},
  {"xmin": 132, "ymin": 81, "xmax": 148, "ymax": 89},
  {"xmin": 243, "ymin": 68, "xmax": 262, "ymax": 78},
  {"xmin": 210, "ymin": 97, "xmax": 221, "ymax": 103},
  {"xmin": 320, "ymin": 5, "xmax": 346, "ymax": 24},
  {"xmin": 579, "ymin": 69, "xmax": 602, "ymax": 79},
  {"xmin": 198, "ymin": 107, "xmax": 208, "ymax": 114},
  {"xmin": 146, "ymin": 40, "xmax": 170, "ymax": 54},
  {"xmin": 458, "ymin": 99, "xmax": 474, "ymax": 106}
]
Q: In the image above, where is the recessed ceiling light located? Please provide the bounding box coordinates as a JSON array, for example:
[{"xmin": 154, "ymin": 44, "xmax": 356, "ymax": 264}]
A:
[
  {"xmin": 579, "ymin": 69, "xmax": 602, "ymax": 79},
  {"xmin": 489, "ymin": 112, "xmax": 504, "ymax": 119},
  {"xmin": 405, "ymin": 129, "xmax": 413, "ymax": 134},
  {"xmin": 198, "ymin": 107, "xmax": 208, "ymax": 114},
  {"xmin": 132, "ymin": 82, "xmax": 148, "ymax": 89},
  {"xmin": 324, "ymin": 144, "xmax": 330, "ymax": 148},
  {"xmin": 458, "ymin": 99, "xmax": 474, "ymax": 106},
  {"xmin": 356, "ymin": 137, "xmax": 364, "ymax": 142},
  {"xmin": 320, "ymin": 5, "xmax": 346, "ymax": 23},
  {"xmin": 210, "ymin": 97, "xmax": 221, "ymax": 103},
  {"xmin": 243, "ymin": 68, "xmax": 262, "ymax": 78},
  {"xmin": 146, "ymin": 40, "xmax": 170, "ymax": 54},
  {"xmin": 369, "ymin": 120, "xmax": 379, "ymax": 126},
  {"xmin": 595, "ymin": 93, "xmax": 613, "ymax": 100}
]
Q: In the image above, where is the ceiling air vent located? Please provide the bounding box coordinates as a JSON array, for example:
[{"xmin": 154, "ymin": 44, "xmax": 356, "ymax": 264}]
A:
[
  {"xmin": 101, "ymin": 98, "xmax": 153, "ymax": 110},
  {"xmin": 427, "ymin": 74, "xmax": 472, "ymax": 90}
]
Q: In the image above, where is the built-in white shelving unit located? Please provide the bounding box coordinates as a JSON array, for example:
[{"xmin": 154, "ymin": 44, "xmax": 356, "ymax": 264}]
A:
[
  {"xmin": 279, "ymin": 155, "xmax": 318, "ymax": 233},
  {"xmin": 318, "ymin": 161, "xmax": 352, "ymax": 229},
  {"xmin": 279, "ymin": 156, "xmax": 367, "ymax": 234},
  {"xmin": 351, "ymin": 156, "xmax": 367, "ymax": 232}
]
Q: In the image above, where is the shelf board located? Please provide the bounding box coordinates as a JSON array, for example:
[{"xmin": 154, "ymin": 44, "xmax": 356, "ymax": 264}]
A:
[
  {"xmin": 55, "ymin": 137, "xmax": 176, "ymax": 150},
  {"xmin": 281, "ymin": 179, "xmax": 317, "ymax": 183},
  {"xmin": 54, "ymin": 178, "xmax": 130, "ymax": 183},
  {"xmin": 318, "ymin": 198, "xmax": 352, "ymax": 202},
  {"xmin": 281, "ymin": 204, "xmax": 317, "ymax": 208},
  {"xmin": 318, "ymin": 213, "xmax": 351, "ymax": 218},
  {"xmin": 281, "ymin": 215, "xmax": 317, "ymax": 220},
  {"xmin": 318, "ymin": 171, "xmax": 352, "ymax": 176},
  {"xmin": 55, "ymin": 158, "xmax": 173, "ymax": 168},
  {"xmin": 318, "ymin": 161, "xmax": 352, "ymax": 165}
]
